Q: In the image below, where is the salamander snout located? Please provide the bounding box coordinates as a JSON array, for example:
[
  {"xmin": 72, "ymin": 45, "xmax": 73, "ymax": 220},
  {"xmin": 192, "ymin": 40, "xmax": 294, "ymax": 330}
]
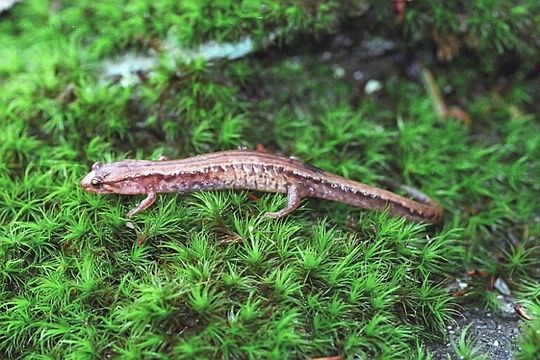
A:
[
  {"xmin": 81, "ymin": 170, "xmax": 108, "ymax": 194},
  {"xmin": 81, "ymin": 162, "xmax": 145, "ymax": 195}
]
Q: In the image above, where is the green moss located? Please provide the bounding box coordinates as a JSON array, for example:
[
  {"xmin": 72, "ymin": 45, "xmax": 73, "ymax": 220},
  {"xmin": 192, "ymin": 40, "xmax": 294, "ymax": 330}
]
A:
[
  {"xmin": 1, "ymin": 0, "xmax": 539, "ymax": 358},
  {"xmin": 405, "ymin": 1, "xmax": 540, "ymax": 57}
]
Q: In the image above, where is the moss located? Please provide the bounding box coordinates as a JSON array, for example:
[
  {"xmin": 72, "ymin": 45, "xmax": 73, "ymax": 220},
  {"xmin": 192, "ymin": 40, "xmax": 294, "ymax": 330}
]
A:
[{"xmin": 1, "ymin": 0, "xmax": 539, "ymax": 358}]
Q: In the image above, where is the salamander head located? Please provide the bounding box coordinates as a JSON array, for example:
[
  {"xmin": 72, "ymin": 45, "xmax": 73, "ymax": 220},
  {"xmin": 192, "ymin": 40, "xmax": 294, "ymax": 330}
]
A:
[{"xmin": 81, "ymin": 161, "xmax": 148, "ymax": 195}]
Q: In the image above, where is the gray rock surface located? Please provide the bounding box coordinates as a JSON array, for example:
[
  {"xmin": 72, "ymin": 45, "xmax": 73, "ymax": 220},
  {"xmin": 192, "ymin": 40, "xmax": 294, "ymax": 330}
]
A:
[{"xmin": 428, "ymin": 307, "xmax": 522, "ymax": 360}]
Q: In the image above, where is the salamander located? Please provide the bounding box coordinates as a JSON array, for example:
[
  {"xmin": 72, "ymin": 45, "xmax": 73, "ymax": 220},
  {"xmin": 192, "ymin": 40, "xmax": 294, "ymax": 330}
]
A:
[{"xmin": 81, "ymin": 150, "xmax": 444, "ymax": 222}]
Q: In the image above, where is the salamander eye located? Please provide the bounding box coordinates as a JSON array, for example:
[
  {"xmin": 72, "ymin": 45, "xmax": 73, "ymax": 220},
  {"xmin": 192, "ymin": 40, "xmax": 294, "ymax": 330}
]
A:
[{"xmin": 90, "ymin": 178, "xmax": 103, "ymax": 188}]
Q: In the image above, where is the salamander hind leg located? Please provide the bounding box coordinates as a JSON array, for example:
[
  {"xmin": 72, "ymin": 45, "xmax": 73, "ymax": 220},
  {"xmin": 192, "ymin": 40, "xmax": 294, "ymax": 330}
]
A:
[
  {"xmin": 127, "ymin": 189, "xmax": 158, "ymax": 217},
  {"xmin": 264, "ymin": 184, "xmax": 303, "ymax": 218}
]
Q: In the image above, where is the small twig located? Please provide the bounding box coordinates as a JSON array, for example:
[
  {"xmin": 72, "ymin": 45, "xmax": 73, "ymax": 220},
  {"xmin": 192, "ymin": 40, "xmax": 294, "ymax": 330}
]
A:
[
  {"xmin": 422, "ymin": 68, "xmax": 472, "ymax": 126},
  {"xmin": 422, "ymin": 68, "xmax": 446, "ymax": 120}
]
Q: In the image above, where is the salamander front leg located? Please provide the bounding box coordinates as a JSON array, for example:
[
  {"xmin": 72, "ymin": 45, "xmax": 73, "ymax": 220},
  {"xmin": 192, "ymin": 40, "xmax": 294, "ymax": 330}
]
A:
[
  {"xmin": 264, "ymin": 184, "xmax": 302, "ymax": 218},
  {"xmin": 127, "ymin": 189, "xmax": 158, "ymax": 217}
]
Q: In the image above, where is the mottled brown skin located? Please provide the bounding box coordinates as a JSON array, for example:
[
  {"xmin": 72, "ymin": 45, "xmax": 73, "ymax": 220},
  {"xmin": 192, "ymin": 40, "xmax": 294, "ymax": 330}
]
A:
[{"xmin": 81, "ymin": 150, "xmax": 444, "ymax": 222}]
